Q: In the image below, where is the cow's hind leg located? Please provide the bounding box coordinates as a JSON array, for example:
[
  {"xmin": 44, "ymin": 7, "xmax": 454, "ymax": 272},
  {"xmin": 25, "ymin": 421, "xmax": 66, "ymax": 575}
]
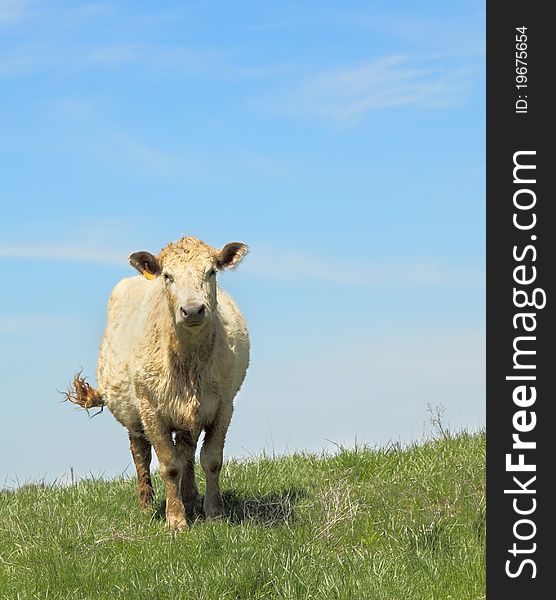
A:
[
  {"xmin": 175, "ymin": 429, "xmax": 200, "ymax": 515},
  {"xmin": 200, "ymin": 404, "xmax": 233, "ymax": 519},
  {"xmin": 129, "ymin": 432, "xmax": 154, "ymax": 510}
]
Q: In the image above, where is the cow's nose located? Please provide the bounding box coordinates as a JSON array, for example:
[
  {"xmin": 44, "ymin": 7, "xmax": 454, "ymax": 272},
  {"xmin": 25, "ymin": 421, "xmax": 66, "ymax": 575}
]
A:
[{"xmin": 180, "ymin": 304, "xmax": 206, "ymax": 321}]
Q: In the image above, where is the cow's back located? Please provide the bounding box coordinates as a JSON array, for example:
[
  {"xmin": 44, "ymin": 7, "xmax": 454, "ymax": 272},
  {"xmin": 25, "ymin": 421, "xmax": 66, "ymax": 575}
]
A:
[{"xmin": 96, "ymin": 276, "xmax": 152, "ymax": 429}]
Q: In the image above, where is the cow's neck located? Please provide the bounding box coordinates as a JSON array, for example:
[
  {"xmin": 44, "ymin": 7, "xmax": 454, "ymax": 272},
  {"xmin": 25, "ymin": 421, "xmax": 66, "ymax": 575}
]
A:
[{"xmin": 169, "ymin": 321, "xmax": 216, "ymax": 366}]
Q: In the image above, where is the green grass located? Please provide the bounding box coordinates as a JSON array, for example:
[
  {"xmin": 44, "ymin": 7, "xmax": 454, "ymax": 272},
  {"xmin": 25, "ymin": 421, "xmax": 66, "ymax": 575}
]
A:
[{"xmin": 0, "ymin": 431, "xmax": 485, "ymax": 600}]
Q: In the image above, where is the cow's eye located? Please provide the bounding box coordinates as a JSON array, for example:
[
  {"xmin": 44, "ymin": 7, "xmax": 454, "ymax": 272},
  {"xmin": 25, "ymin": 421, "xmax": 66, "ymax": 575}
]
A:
[{"xmin": 163, "ymin": 273, "xmax": 174, "ymax": 284}]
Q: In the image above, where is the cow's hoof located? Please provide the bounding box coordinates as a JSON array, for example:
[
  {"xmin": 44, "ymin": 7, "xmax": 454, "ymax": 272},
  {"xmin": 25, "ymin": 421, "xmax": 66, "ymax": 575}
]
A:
[
  {"xmin": 166, "ymin": 512, "xmax": 187, "ymax": 530},
  {"xmin": 184, "ymin": 496, "xmax": 201, "ymax": 518},
  {"xmin": 166, "ymin": 498, "xmax": 187, "ymax": 530},
  {"xmin": 204, "ymin": 497, "xmax": 225, "ymax": 520},
  {"xmin": 138, "ymin": 489, "xmax": 154, "ymax": 511}
]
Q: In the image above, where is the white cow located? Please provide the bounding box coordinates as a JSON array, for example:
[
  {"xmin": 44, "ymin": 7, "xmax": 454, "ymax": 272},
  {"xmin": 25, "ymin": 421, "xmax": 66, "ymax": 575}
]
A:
[{"xmin": 68, "ymin": 236, "xmax": 250, "ymax": 529}]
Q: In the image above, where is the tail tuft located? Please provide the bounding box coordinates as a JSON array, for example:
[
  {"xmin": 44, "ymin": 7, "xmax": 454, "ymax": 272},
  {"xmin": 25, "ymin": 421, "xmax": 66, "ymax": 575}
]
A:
[{"xmin": 64, "ymin": 370, "xmax": 105, "ymax": 415}]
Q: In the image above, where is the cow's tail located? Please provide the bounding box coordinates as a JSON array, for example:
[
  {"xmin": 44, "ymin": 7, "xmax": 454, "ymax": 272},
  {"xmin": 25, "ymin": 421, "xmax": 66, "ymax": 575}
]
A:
[{"xmin": 63, "ymin": 369, "xmax": 106, "ymax": 414}]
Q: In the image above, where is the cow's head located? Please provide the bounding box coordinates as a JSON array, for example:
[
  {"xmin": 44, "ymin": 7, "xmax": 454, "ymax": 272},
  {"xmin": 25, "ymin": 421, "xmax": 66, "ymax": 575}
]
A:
[{"xmin": 129, "ymin": 236, "xmax": 248, "ymax": 333}]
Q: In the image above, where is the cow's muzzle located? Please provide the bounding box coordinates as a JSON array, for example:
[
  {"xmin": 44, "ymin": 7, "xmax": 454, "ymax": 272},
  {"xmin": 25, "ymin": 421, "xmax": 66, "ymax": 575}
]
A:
[{"xmin": 179, "ymin": 303, "xmax": 206, "ymax": 327}]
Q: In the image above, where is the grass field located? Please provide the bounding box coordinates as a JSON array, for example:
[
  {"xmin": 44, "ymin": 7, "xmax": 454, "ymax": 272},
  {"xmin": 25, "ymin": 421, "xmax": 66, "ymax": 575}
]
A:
[{"xmin": 0, "ymin": 431, "xmax": 485, "ymax": 600}]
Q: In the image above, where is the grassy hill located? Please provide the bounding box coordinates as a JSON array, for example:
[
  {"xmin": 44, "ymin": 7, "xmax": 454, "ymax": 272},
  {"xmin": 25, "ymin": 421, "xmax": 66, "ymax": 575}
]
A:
[{"xmin": 0, "ymin": 431, "xmax": 485, "ymax": 600}]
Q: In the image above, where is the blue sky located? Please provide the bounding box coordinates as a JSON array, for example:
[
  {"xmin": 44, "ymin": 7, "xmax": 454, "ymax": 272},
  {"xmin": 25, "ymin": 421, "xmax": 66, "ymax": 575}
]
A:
[{"xmin": 0, "ymin": 0, "xmax": 485, "ymax": 485}]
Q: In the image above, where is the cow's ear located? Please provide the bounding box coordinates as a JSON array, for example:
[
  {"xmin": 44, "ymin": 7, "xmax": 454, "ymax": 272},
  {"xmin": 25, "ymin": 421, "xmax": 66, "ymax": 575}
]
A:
[
  {"xmin": 129, "ymin": 251, "xmax": 161, "ymax": 280},
  {"xmin": 216, "ymin": 242, "xmax": 249, "ymax": 270}
]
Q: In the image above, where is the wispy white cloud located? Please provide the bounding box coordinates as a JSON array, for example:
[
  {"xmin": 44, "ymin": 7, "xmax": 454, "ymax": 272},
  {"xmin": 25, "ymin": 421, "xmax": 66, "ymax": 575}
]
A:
[
  {"xmin": 52, "ymin": 97, "xmax": 98, "ymax": 117},
  {"xmin": 0, "ymin": 0, "xmax": 35, "ymax": 26},
  {"xmin": 84, "ymin": 42, "xmax": 242, "ymax": 76},
  {"xmin": 103, "ymin": 130, "xmax": 287, "ymax": 182},
  {"xmin": 66, "ymin": 2, "xmax": 111, "ymax": 19},
  {"xmin": 0, "ymin": 244, "xmax": 126, "ymax": 266},
  {"xmin": 0, "ymin": 315, "xmax": 83, "ymax": 333},
  {"xmin": 263, "ymin": 54, "xmax": 475, "ymax": 124},
  {"xmin": 109, "ymin": 132, "xmax": 183, "ymax": 180},
  {"xmin": 0, "ymin": 49, "xmax": 33, "ymax": 75},
  {"xmin": 1, "ymin": 1, "xmax": 109, "ymax": 27},
  {"xmin": 337, "ymin": 13, "xmax": 485, "ymax": 57},
  {"xmin": 245, "ymin": 247, "xmax": 483, "ymax": 289},
  {"xmin": 0, "ymin": 241, "xmax": 483, "ymax": 289},
  {"xmin": 0, "ymin": 42, "xmax": 237, "ymax": 79},
  {"xmin": 0, "ymin": 14, "xmax": 266, "ymax": 80},
  {"xmin": 0, "ymin": 2, "xmax": 109, "ymax": 34}
]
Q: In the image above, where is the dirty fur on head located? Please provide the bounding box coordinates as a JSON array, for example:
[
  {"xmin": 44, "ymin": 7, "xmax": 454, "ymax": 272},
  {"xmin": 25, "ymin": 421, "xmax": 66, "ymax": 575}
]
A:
[{"xmin": 64, "ymin": 370, "xmax": 105, "ymax": 416}]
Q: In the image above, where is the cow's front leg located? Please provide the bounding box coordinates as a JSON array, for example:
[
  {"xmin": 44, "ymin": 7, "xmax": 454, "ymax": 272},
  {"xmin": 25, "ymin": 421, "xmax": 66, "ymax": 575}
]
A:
[
  {"xmin": 142, "ymin": 415, "xmax": 186, "ymax": 529},
  {"xmin": 200, "ymin": 404, "xmax": 233, "ymax": 519},
  {"xmin": 175, "ymin": 429, "xmax": 200, "ymax": 515}
]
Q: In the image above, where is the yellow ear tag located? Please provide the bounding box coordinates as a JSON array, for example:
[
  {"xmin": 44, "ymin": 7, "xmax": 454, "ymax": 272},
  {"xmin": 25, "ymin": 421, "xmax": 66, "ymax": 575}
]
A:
[{"xmin": 143, "ymin": 268, "xmax": 154, "ymax": 280}]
